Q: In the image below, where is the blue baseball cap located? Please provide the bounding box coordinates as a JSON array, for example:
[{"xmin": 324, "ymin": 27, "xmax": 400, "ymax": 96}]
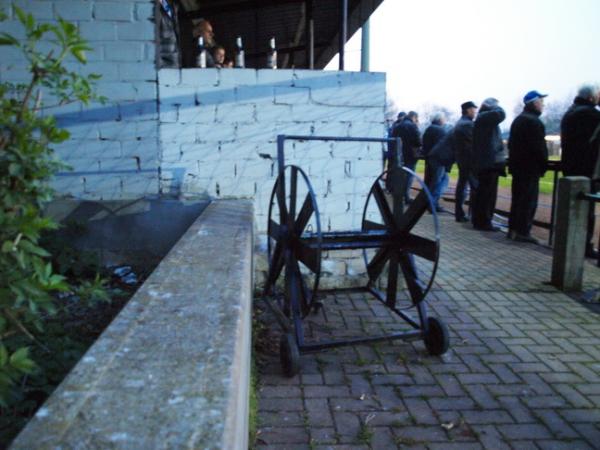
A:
[{"xmin": 523, "ymin": 90, "xmax": 548, "ymax": 104}]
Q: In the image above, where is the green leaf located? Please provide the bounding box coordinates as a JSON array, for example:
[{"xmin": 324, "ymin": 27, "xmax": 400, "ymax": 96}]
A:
[
  {"xmin": 0, "ymin": 33, "xmax": 19, "ymax": 46},
  {"xmin": 71, "ymin": 49, "xmax": 87, "ymax": 63},
  {"xmin": 0, "ymin": 346, "xmax": 8, "ymax": 367},
  {"xmin": 10, "ymin": 347, "xmax": 36, "ymax": 373},
  {"xmin": 18, "ymin": 239, "xmax": 50, "ymax": 257}
]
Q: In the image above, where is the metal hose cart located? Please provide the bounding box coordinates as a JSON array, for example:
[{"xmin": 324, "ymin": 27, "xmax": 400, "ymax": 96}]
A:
[{"xmin": 262, "ymin": 134, "xmax": 450, "ymax": 376}]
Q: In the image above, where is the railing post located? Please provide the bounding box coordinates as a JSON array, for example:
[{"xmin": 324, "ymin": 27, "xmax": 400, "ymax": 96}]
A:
[{"xmin": 551, "ymin": 176, "xmax": 590, "ymax": 291}]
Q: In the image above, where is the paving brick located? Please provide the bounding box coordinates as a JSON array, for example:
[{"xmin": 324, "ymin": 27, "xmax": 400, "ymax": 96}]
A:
[
  {"xmin": 560, "ymin": 409, "xmax": 600, "ymax": 423},
  {"xmin": 534, "ymin": 409, "xmax": 580, "ymax": 440},
  {"xmin": 332, "ymin": 411, "xmax": 361, "ymax": 444},
  {"xmin": 462, "ymin": 384, "xmax": 501, "ymax": 409},
  {"xmin": 497, "ymin": 424, "xmax": 553, "ymax": 440},
  {"xmin": 552, "ymin": 383, "xmax": 594, "ymax": 408},
  {"xmin": 255, "ymin": 211, "xmax": 600, "ymax": 449},
  {"xmin": 259, "ymin": 426, "xmax": 310, "ymax": 444},
  {"xmin": 572, "ymin": 423, "xmax": 600, "ymax": 447},
  {"xmin": 304, "ymin": 385, "xmax": 350, "ymax": 398},
  {"xmin": 392, "ymin": 426, "xmax": 447, "ymax": 443},
  {"xmin": 471, "ymin": 425, "xmax": 511, "ymax": 450},
  {"xmin": 535, "ymin": 440, "xmax": 594, "ymax": 450},
  {"xmin": 305, "ymin": 398, "xmax": 334, "ymax": 427},
  {"xmin": 260, "ymin": 385, "xmax": 302, "ymax": 398},
  {"xmin": 403, "ymin": 398, "xmax": 439, "ymax": 425},
  {"xmin": 428, "ymin": 397, "xmax": 476, "ymax": 411}
]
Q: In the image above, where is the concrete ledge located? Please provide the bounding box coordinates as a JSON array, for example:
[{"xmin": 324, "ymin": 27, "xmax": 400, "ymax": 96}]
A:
[{"xmin": 11, "ymin": 200, "xmax": 254, "ymax": 450}]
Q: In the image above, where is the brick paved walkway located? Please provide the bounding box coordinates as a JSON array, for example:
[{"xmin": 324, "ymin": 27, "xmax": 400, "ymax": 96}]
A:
[{"xmin": 255, "ymin": 213, "xmax": 600, "ymax": 450}]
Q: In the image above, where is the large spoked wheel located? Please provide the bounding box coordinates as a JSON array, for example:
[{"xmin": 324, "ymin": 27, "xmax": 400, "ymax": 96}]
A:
[
  {"xmin": 266, "ymin": 165, "xmax": 322, "ymax": 317},
  {"xmin": 424, "ymin": 317, "xmax": 450, "ymax": 356},
  {"xmin": 361, "ymin": 167, "xmax": 440, "ymax": 309},
  {"xmin": 279, "ymin": 333, "xmax": 300, "ymax": 377}
]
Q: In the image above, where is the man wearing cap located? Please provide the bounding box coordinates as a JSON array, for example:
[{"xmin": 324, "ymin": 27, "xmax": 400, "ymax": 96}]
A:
[
  {"xmin": 471, "ymin": 97, "xmax": 506, "ymax": 231},
  {"xmin": 561, "ymin": 84, "xmax": 600, "ymax": 257},
  {"xmin": 507, "ymin": 91, "xmax": 549, "ymax": 243},
  {"xmin": 453, "ymin": 101, "xmax": 478, "ymax": 222}
]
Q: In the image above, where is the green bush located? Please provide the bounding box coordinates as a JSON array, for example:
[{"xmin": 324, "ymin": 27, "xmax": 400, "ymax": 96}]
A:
[{"xmin": 0, "ymin": 6, "xmax": 103, "ymax": 405}]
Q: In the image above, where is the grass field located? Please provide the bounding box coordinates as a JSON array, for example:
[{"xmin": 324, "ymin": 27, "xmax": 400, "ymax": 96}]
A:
[{"xmin": 415, "ymin": 157, "xmax": 559, "ymax": 195}]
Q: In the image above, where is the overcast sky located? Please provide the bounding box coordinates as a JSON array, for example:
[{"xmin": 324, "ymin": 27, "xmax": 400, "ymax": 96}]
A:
[{"xmin": 326, "ymin": 0, "xmax": 600, "ymax": 121}]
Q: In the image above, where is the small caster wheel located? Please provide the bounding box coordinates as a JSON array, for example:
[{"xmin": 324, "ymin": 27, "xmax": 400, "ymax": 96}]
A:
[
  {"xmin": 279, "ymin": 333, "xmax": 300, "ymax": 377},
  {"xmin": 424, "ymin": 317, "xmax": 449, "ymax": 356}
]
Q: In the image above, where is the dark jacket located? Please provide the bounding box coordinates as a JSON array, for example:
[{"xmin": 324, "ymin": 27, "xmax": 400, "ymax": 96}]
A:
[
  {"xmin": 472, "ymin": 106, "xmax": 506, "ymax": 173},
  {"xmin": 429, "ymin": 132, "xmax": 455, "ymax": 170},
  {"xmin": 387, "ymin": 118, "xmax": 403, "ymax": 160},
  {"xmin": 158, "ymin": 0, "xmax": 180, "ymax": 68},
  {"xmin": 394, "ymin": 118, "xmax": 422, "ymax": 166},
  {"xmin": 422, "ymin": 124, "xmax": 446, "ymax": 158},
  {"xmin": 560, "ymin": 96, "xmax": 600, "ymax": 177},
  {"xmin": 508, "ymin": 104, "xmax": 548, "ymax": 177},
  {"xmin": 453, "ymin": 115, "xmax": 474, "ymax": 168}
]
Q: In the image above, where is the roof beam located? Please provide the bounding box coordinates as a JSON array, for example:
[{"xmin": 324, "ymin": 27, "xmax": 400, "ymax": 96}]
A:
[{"xmin": 183, "ymin": 0, "xmax": 305, "ymax": 18}]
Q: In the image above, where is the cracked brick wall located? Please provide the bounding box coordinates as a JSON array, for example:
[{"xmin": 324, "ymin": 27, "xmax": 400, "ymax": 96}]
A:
[
  {"xmin": 0, "ymin": 0, "xmax": 159, "ymax": 199},
  {"xmin": 0, "ymin": 0, "xmax": 387, "ymax": 289},
  {"xmin": 158, "ymin": 68, "xmax": 387, "ymax": 234}
]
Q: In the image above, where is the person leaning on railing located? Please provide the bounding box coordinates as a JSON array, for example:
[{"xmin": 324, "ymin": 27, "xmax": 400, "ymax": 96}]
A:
[{"xmin": 560, "ymin": 84, "xmax": 600, "ymax": 257}]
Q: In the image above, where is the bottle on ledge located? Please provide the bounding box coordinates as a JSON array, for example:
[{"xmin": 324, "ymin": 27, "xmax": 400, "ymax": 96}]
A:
[
  {"xmin": 234, "ymin": 36, "xmax": 245, "ymax": 68},
  {"xmin": 196, "ymin": 36, "xmax": 207, "ymax": 68},
  {"xmin": 266, "ymin": 37, "xmax": 277, "ymax": 69}
]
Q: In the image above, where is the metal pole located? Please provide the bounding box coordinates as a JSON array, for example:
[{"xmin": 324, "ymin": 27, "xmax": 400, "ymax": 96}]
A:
[
  {"xmin": 338, "ymin": 0, "xmax": 347, "ymax": 71},
  {"xmin": 360, "ymin": 18, "xmax": 370, "ymax": 72},
  {"xmin": 305, "ymin": 0, "xmax": 314, "ymax": 69}
]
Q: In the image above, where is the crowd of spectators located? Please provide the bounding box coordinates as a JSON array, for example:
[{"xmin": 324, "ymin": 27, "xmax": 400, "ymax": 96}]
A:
[{"xmin": 389, "ymin": 84, "xmax": 600, "ymax": 251}]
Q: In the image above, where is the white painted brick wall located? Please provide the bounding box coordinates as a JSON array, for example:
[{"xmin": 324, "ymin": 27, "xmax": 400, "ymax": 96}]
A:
[
  {"xmin": 158, "ymin": 68, "xmax": 387, "ymax": 233},
  {"xmin": 0, "ymin": 0, "xmax": 158, "ymax": 200},
  {"xmin": 0, "ymin": 0, "xmax": 386, "ymax": 220}
]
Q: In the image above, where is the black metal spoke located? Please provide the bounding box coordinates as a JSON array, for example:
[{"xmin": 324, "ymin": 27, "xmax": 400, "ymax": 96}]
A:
[
  {"xmin": 367, "ymin": 246, "xmax": 391, "ymax": 282},
  {"xmin": 268, "ymin": 219, "xmax": 283, "ymax": 241},
  {"xmin": 276, "ymin": 178, "xmax": 288, "ymax": 224},
  {"xmin": 372, "ymin": 182, "xmax": 395, "ymax": 230},
  {"xmin": 362, "ymin": 220, "xmax": 387, "ymax": 231},
  {"xmin": 295, "ymin": 193, "xmax": 314, "ymax": 235},
  {"xmin": 290, "ymin": 254, "xmax": 311, "ymax": 315},
  {"xmin": 289, "ymin": 254, "xmax": 306, "ymax": 316},
  {"xmin": 289, "ymin": 166, "xmax": 298, "ymax": 226},
  {"xmin": 401, "ymin": 234, "xmax": 438, "ymax": 262},
  {"xmin": 396, "ymin": 190, "xmax": 429, "ymax": 234},
  {"xmin": 386, "ymin": 251, "xmax": 399, "ymax": 308},
  {"xmin": 398, "ymin": 252, "xmax": 425, "ymax": 305},
  {"xmin": 267, "ymin": 241, "xmax": 285, "ymax": 287},
  {"xmin": 296, "ymin": 239, "xmax": 320, "ymax": 273}
]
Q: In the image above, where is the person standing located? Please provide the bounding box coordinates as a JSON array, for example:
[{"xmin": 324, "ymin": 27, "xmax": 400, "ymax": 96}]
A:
[
  {"xmin": 507, "ymin": 91, "xmax": 549, "ymax": 243},
  {"xmin": 471, "ymin": 98, "xmax": 506, "ymax": 231},
  {"xmin": 395, "ymin": 111, "xmax": 422, "ymax": 203},
  {"xmin": 422, "ymin": 112, "xmax": 449, "ymax": 211},
  {"xmin": 190, "ymin": 19, "xmax": 217, "ymax": 67},
  {"xmin": 157, "ymin": 0, "xmax": 181, "ymax": 68},
  {"xmin": 560, "ymin": 84, "xmax": 600, "ymax": 257},
  {"xmin": 453, "ymin": 101, "xmax": 478, "ymax": 222}
]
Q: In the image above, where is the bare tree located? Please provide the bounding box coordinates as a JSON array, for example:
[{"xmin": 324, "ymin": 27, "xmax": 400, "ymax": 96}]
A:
[{"xmin": 542, "ymin": 96, "xmax": 572, "ymax": 135}]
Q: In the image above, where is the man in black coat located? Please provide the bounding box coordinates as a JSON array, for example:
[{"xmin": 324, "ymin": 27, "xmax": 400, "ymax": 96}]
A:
[
  {"xmin": 471, "ymin": 97, "xmax": 506, "ymax": 231},
  {"xmin": 507, "ymin": 91, "xmax": 549, "ymax": 243},
  {"xmin": 560, "ymin": 84, "xmax": 600, "ymax": 256},
  {"xmin": 393, "ymin": 111, "xmax": 422, "ymax": 203},
  {"xmin": 453, "ymin": 101, "xmax": 478, "ymax": 222},
  {"xmin": 422, "ymin": 112, "xmax": 450, "ymax": 211}
]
